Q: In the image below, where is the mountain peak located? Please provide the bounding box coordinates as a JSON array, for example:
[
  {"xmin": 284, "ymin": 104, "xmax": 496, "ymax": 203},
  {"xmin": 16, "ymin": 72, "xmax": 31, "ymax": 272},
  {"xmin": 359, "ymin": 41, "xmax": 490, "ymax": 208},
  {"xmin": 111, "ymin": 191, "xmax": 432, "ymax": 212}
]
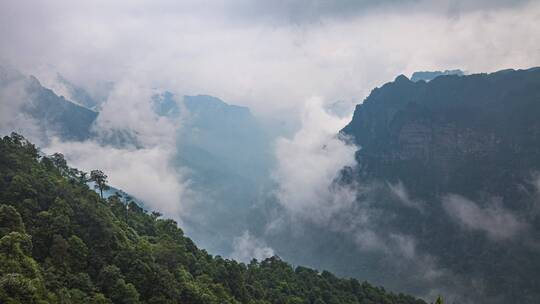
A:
[
  {"xmin": 410, "ymin": 69, "xmax": 464, "ymax": 82},
  {"xmin": 394, "ymin": 74, "xmax": 410, "ymax": 83}
]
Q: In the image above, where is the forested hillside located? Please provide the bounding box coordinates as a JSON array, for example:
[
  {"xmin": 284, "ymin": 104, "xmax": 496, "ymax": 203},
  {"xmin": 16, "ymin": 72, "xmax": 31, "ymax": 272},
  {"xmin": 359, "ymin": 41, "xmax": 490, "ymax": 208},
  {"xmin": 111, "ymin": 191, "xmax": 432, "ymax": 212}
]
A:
[{"xmin": 0, "ymin": 133, "xmax": 425, "ymax": 304}]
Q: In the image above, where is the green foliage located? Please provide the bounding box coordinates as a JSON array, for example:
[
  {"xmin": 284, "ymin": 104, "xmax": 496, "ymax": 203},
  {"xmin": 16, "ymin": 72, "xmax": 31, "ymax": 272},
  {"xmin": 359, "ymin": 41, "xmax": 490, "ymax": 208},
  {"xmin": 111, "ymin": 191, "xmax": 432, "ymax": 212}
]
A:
[
  {"xmin": 0, "ymin": 205, "xmax": 25, "ymax": 237},
  {"xmin": 90, "ymin": 170, "xmax": 109, "ymax": 199},
  {"xmin": 0, "ymin": 133, "xmax": 426, "ymax": 304}
]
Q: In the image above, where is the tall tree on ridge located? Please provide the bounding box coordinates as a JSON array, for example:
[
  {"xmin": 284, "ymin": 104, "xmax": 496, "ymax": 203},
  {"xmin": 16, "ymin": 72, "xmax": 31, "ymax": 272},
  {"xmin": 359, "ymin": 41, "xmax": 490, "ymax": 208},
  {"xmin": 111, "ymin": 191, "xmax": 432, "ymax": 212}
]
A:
[{"xmin": 90, "ymin": 170, "xmax": 109, "ymax": 199}]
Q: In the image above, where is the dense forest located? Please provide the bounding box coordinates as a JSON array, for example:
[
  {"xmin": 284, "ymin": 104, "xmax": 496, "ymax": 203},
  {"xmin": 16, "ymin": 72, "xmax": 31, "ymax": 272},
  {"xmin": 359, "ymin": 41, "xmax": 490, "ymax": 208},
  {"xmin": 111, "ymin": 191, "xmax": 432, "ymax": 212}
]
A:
[{"xmin": 0, "ymin": 133, "xmax": 427, "ymax": 304}]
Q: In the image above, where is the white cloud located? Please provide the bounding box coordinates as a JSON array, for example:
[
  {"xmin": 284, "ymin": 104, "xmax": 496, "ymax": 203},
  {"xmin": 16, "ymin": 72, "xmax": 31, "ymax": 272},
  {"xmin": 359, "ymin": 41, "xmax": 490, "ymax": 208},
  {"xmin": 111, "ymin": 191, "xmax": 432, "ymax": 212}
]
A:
[
  {"xmin": 0, "ymin": 65, "xmax": 194, "ymax": 220},
  {"xmin": 93, "ymin": 78, "xmax": 180, "ymax": 148},
  {"xmin": 0, "ymin": 75, "xmax": 41, "ymax": 141},
  {"xmin": 0, "ymin": 67, "xmax": 65, "ymax": 145},
  {"xmin": 443, "ymin": 194, "xmax": 528, "ymax": 241},
  {"xmin": 388, "ymin": 181, "xmax": 424, "ymax": 211},
  {"xmin": 44, "ymin": 138, "xmax": 193, "ymax": 219},
  {"xmin": 230, "ymin": 230, "xmax": 275, "ymax": 263},
  {"xmin": 272, "ymin": 97, "xmax": 358, "ymax": 223},
  {"xmin": 1, "ymin": 0, "xmax": 539, "ymax": 122}
]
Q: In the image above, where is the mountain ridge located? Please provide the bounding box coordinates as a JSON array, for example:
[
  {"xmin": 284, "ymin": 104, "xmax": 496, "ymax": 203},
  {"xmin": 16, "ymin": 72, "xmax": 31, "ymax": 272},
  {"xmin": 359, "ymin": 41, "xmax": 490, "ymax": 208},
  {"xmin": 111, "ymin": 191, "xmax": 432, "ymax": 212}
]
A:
[
  {"xmin": 339, "ymin": 66, "xmax": 540, "ymax": 303},
  {"xmin": 0, "ymin": 133, "xmax": 426, "ymax": 304}
]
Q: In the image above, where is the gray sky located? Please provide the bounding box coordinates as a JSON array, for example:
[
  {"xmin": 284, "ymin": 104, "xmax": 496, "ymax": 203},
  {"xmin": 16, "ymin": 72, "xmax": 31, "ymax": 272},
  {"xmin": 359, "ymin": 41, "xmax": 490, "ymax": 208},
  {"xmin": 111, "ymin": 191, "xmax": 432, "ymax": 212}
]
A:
[{"xmin": 1, "ymin": 0, "xmax": 539, "ymax": 119}]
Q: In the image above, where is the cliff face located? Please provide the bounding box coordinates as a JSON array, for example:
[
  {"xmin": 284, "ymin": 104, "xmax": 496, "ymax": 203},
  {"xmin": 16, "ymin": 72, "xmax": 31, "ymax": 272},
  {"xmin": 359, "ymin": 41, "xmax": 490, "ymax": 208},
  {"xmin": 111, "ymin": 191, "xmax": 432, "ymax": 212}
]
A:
[
  {"xmin": 340, "ymin": 67, "xmax": 540, "ymax": 302},
  {"xmin": 343, "ymin": 67, "xmax": 540, "ymax": 195}
]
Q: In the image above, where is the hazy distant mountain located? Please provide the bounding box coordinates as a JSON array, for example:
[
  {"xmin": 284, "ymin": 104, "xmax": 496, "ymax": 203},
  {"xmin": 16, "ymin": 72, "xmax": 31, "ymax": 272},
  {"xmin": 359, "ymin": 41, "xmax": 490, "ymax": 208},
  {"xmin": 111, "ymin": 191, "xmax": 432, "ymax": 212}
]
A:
[
  {"xmin": 180, "ymin": 95, "xmax": 272, "ymax": 181},
  {"xmin": 1, "ymin": 71, "xmax": 273, "ymax": 257},
  {"xmin": 0, "ymin": 69, "xmax": 273, "ymax": 257},
  {"xmin": 56, "ymin": 74, "xmax": 112, "ymax": 111},
  {"xmin": 0, "ymin": 66, "xmax": 97, "ymax": 142},
  {"xmin": 410, "ymin": 69, "xmax": 464, "ymax": 82},
  {"xmin": 338, "ymin": 67, "xmax": 540, "ymax": 303},
  {"xmin": 153, "ymin": 92, "xmax": 274, "ymax": 253},
  {"xmin": 152, "ymin": 92, "xmax": 272, "ymax": 182}
]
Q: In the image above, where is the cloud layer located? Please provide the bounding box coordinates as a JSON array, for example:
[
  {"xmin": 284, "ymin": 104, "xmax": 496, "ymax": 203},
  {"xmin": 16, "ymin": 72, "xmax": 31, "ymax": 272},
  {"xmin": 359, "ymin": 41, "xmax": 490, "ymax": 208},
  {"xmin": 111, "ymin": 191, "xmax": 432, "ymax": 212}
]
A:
[{"xmin": 2, "ymin": 0, "xmax": 540, "ymax": 122}]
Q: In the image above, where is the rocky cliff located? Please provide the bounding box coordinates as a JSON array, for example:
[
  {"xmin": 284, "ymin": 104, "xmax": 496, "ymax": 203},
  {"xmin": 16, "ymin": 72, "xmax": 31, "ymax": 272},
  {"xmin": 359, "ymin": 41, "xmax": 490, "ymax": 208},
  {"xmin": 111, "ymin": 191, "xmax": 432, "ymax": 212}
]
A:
[
  {"xmin": 343, "ymin": 67, "xmax": 540, "ymax": 196},
  {"xmin": 340, "ymin": 67, "xmax": 540, "ymax": 303}
]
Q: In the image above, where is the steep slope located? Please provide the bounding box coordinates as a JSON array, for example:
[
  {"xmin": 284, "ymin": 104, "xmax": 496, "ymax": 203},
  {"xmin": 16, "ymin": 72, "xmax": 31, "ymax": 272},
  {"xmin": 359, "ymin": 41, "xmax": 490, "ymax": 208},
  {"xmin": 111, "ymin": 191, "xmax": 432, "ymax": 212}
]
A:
[
  {"xmin": 343, "ymin": 67, "xmax": 540, "ymax": 196},
  {"xmin": 56, "ymin": 74, "xmax": 110, "ymax": 111},
  {"xmin": 341, "ymin": 67, "xmax": 540, "ymax": 303},
  {"xmin": 0, "ymin": 66, "xmax": 98, "ymax": 142},
  {"xmin": 0, "ymin": 133, "xmax": 424, "ymax": 304}
]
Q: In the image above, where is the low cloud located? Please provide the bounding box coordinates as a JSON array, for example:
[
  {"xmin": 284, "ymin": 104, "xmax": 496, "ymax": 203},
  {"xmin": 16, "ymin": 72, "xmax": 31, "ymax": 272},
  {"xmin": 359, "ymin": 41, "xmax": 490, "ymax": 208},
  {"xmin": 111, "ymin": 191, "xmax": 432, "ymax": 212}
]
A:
[
  {"xmin": 44, "ymin": 138, "xmax": 193, "ymax": 219},
  {"xmin": 443, "ymin": 194, "xmax": 528, "ymax": 241},
  {"xmin": 9, "ymin": 71, "xmax": 197, "ymax": 220},
  {"xmin": 0, "ymin": 66, "xmax": 48, "ymax": 144},
  {"xmin": 272, "ymin": 144, "xmax": 480, "ymax": 301},
  {"xmin": 387, "ymin": 181, "xmax": 425, "ymax": 211},
  {"xmin": 230, "ymin": 230, "xmax": 275, "ymax": 263},
  {"xmin": 272, "ymin": 97, "xmax": 358, "ymax": 223},
  {"xmin": 93, "ymin": 79, "xmax": 180, "ymax": 148},
  {"xmin": 352, "ymin": 229, "xmax": 418, "ymax": 261}
]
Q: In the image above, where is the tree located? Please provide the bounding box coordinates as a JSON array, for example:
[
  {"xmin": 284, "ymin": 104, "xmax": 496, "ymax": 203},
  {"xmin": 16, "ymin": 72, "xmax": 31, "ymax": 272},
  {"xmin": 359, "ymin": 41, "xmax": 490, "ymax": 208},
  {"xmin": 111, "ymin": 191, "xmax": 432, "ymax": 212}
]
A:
[
  {"xmin": 151, "ymin": 211, "xmax": 162, "ymax": 220},
  {"xmin": 78, "ymin": 171, "xmax": 89, "ymax": 184},
  {"xmin": 0, "ymin": 232, "xmax": 47, "ymax": 303},
  {"xmin": 0, "ymin": 205, "xmax": 25, "ymax": 237},
  {"xmin": 51, "ymin": 153, "xmax": 68, "ymax": 173},
  {"xmin": 98, "ymin": 265, "xmax": 140, "ymax": 304},
  {"xmin": 90, "ymin": 170, "xmax": 109, "ymax": 199},
  {"xmin": 68, "ymin": 168, "xmax": 89, "ymax": 185}
]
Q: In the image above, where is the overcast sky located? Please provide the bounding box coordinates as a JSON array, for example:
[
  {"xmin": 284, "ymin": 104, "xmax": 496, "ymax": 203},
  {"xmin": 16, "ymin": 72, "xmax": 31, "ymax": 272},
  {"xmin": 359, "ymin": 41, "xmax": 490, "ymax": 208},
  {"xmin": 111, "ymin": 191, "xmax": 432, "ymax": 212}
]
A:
[{"xmin": 1, "ymin": 0, "xmax": 539, "ymax": 119}]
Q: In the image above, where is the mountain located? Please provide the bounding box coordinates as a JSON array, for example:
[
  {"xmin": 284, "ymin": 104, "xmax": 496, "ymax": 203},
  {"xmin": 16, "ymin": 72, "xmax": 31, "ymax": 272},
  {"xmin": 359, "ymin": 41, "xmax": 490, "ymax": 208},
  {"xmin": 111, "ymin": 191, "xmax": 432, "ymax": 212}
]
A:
[
  {"xmin": 56, "ymin": 74, "xmax": 111, "ymax": 111},
  {"xmin": 179, "ymin": 94, "xmax": 272, "ymax": 183},
  {"xmin": 0, "ymin": 66, "xmax": 97, "ymax": 142},
  {"xmin": 343, "ymin": 67, "xmax": 540, "ymax": 195},
  {"xmin": 1, "ymin": 69, "xmax": 275, "ymax": 257},
  {"xmin": 153, "ymin": 92, "xmax": 274, "ymax": 255},
  {"xmin": 410, "ymin": 69, "xmax": 464, "ymax": 82},
  {"xmin": 340, "ymin": 67, "xmax": 540, "ymax": 303},
  {"xmin": 0, "ymin": 133, "xmax": 425, "ymax": 304}
]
